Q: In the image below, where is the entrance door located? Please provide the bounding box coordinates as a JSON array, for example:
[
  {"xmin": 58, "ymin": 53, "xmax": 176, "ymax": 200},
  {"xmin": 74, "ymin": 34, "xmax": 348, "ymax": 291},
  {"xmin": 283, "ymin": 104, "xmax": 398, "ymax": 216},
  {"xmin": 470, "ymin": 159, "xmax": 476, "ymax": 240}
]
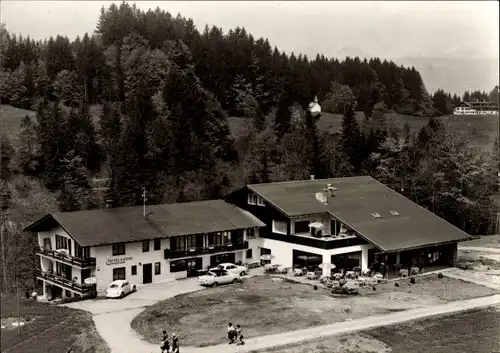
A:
[
  {"xmin": 186, "ymin": 258, "xmax": 203, "ymax": 277},
  {"xmin": 81, "ymin": 269, "xmax": 91, "ymax": 284},
  {"xmin": 143, "ymin": 263, "xmax": 153, "ymax": 284}
]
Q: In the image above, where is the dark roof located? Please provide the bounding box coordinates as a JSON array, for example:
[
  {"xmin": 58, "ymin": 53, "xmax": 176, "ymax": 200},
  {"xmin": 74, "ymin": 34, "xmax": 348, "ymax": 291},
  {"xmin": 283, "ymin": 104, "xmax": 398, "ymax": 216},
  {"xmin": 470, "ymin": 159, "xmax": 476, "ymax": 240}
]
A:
[
  {"xmin": 248, "ymin": 176, "xmax": 472, "ymax": 252},
  {"xmin": 25, "ymin": 200, "xmax": 265, "ymax": 247}
]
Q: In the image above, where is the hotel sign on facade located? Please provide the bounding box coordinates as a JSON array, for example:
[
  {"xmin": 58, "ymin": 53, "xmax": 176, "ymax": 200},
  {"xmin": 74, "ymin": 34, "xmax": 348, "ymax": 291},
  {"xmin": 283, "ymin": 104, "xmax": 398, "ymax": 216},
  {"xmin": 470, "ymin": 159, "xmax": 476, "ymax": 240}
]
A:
[{"xmin": 105, "ymin": 256, "xmax": 133, "ymax": 266}]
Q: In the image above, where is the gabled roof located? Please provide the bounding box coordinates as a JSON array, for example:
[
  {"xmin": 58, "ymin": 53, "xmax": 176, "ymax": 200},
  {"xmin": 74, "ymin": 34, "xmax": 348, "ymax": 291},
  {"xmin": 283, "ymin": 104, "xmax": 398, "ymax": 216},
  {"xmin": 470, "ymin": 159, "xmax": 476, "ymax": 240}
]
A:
[
  {"xmin": 247, "ymin": 176, "xmax": 472, "ymax": 252},
  {"xmin": 25, "ymin": 200, "xmax": 265, "ymax": 247}
]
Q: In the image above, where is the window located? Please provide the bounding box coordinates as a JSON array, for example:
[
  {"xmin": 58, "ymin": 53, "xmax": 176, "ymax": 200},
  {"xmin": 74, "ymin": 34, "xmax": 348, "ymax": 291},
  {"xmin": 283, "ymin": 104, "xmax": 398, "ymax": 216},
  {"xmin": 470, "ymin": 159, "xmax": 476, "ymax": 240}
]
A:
[
  {"xmin": 112, "ymin": 267, "xmax": 126, "ymax": 281},
  {"xmin": 208, "ymin": 233, "xmax": 222, "ymax": 247},
  {"xmin": 222, "ymin": 231, "xmax": 231, "ymax": 244},
  {"xmin": 170, "ymin": 237, "xmax": 185, "ymax": 251},
  {"xmin": 75, "ymin": 244, "xmax": 90, "ymax": 259},
  {"xmin": 246, "ymin": 249, "xmax": 253, "ymax": 259},
  {"xmin": 247, "ymin": 228, "xmax": 255, "ymax": 238},
  {"xmin": 331, "ymin": 219, "xmax": 341, "ymax": 236},
  {"xmin": 154, "ymin": 238, "xmax": 161, "ymax": 251},
  {"xmin": 187, "ymin": 235, "xmax": 198, "ymax": 249},
  {"xmin": 154, "ymin": 262, "xmax": 161, "ymax": 275},
  {"xmin": 55, "ymin": 234, "xmax": 68, "ymax": 250},
  {"xmin": 247, "ymin": 193, "xmax": 257, "ymax": 205},
  {"xmin": 112, "ymin": 243, "xmax": 126, "ymax": 256},
  {"xmin": 142, "ymin": 240, "xmax": 150, "ymax": 252},
  {"xmin": 294, "ymin": 220, "xmax": 310, "ymax": 234},
  {"xmin": 272, "ymin": 220, "xmax": 287, "ymax": 234},
  {"xmin": 43, "ymin": 238, "xmax": 52, "ymax": 250},
  {"xmin": 131, "ymin": 265, "xmax": 137, "ymax": 275},
  {"xmin": 170, "ymin": 259, "xmax": 187, "ymax": 273},
  {"xmin": 67, "ymin": 239, "xmax": 72, "ymax": 255},
  {"xmin": 257, "ymin": 196, "xmax": 265, "ymax": 206}
]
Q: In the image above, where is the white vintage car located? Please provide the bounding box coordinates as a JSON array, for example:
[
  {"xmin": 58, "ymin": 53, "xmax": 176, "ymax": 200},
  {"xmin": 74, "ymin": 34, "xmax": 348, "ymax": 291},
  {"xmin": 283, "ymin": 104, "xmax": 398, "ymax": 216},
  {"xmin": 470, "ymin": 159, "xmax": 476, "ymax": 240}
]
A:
[
  {"xmin": 105, "ymin": 280, "xmax": 136, "ymax": 298},
  {"xmin": 198, "ymin": 269, "xmax": 240, "ymax": 287},
  {"xmin": 210, "ymin": 262, "xmax": 248, "ymax": 276}
]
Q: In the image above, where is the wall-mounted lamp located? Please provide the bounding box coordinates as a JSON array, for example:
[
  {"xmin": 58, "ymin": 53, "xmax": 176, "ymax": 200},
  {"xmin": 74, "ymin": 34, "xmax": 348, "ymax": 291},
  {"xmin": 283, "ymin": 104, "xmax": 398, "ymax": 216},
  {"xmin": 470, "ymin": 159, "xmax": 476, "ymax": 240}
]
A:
[
  {"xmin": 97, "ymin": 267, "xmax": 100, "ymax": 271},
  {"xmin": 139, "ymin": 262, "xmax": 142, "ymax": 266}
]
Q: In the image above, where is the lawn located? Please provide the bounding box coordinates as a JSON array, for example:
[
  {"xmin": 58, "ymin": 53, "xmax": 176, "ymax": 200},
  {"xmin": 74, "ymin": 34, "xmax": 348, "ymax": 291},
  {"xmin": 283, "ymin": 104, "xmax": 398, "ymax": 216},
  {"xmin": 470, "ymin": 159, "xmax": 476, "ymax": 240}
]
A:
[
  {"xmin": 251, "ymin": 306, "xmax": 500, "ymax": 353},
  {"xmin": 131, "ymin": 274, "xmax": 496, "ymax": 348},
  {"xmin": 0, "ymin": 293, "xmax": 109, "ymax": 353}
]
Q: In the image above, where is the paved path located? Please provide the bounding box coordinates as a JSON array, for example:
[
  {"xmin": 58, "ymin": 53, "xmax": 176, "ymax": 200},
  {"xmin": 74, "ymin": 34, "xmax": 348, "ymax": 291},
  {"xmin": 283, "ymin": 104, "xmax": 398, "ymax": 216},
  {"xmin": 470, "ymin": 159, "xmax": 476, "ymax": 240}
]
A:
[{"xmin": 458, "ymin": 246, "xmax": 500, "ymax": 254}]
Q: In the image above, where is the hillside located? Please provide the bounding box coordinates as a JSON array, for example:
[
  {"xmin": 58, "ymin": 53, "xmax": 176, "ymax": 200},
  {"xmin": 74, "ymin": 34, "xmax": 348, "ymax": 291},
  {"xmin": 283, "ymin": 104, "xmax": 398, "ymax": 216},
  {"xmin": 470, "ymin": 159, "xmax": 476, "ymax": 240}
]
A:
[{"xmin": 3, "ymin": 104, "xmax": 497, "ymax": 151}]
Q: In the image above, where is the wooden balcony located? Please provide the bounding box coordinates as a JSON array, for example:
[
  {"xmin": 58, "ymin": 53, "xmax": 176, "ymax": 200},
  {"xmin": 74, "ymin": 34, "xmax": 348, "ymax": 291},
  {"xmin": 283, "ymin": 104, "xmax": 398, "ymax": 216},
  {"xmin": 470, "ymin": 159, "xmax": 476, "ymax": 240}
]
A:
[
  {"xmin": 164, "ymin": 241, "xmax": 249, "ymax": 259},
  {"xmin": 36, "ymin": 246, "xmax": 96, "ymax": 268},
  {"xmin": 36, "ymin": 269, "xmax": 94, "ymax": 295}
]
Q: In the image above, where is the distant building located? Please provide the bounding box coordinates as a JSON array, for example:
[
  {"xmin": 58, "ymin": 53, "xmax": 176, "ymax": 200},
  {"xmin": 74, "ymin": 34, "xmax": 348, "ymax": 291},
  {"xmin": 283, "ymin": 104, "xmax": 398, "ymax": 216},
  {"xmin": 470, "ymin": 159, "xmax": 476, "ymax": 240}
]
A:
[
  {"xmin": 453, "ymin": 101, "xmax": 499, "ymax": 115},
  {"xmin": 308, "ymin": 95, "xmax": 321, "ymax": 115}
]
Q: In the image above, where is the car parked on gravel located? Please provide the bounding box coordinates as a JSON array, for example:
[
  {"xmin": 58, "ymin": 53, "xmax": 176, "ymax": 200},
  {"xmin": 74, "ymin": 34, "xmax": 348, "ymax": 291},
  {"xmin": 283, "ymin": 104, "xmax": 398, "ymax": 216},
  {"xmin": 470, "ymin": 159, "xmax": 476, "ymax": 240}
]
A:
[
  {"xmin": 105, "ymin": 280, "xmax": 136, "ymax": 298},
  {"xmin": 198, "ymin": 269, "xmax": 240, "ymax": 287},
  {"xmin": 210, "ymin": 262, "xmax": 248, "ymax": 276}
]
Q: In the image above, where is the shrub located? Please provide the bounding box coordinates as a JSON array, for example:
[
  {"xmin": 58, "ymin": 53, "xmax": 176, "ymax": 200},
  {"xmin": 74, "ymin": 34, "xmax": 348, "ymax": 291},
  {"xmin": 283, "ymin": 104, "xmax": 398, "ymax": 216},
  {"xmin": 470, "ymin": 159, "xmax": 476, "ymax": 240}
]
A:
[
  {"xmin": 410, "ymin": 277, "xmax": 416, "ymax": 284},
  {"xmin": 60, "ymin": 296, "xmax": 85, "ymax": 304},
  {"xmin": 437, "ymin": 272, "xmax": 444, "ymax": 279},
  {"xmin": 395, "ymin": 282, "xmax": 400, "ymax": 287}
]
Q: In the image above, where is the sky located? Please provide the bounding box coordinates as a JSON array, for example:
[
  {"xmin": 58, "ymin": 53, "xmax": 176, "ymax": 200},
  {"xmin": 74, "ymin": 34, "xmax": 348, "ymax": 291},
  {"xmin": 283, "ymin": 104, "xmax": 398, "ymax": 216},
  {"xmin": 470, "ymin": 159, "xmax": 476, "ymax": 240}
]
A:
[{"xmin": 1, "ymin": 1, "xmax": 499, "ymax": 60}]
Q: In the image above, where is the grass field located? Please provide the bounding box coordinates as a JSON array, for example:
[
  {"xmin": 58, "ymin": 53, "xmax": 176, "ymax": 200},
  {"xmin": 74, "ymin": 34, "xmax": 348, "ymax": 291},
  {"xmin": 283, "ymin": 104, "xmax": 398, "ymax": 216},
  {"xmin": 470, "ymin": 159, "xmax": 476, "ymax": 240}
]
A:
[
  {"xmin": 2, "ymin": 104, "xmax": 498, "ymax": 150},
  {"xmin": 131, "ymin": 274, "xmax": 495, "ymax": 348},
  {"xmin": 0, "ymin": 293, "xmax": 109, "ymax": 353},
  {"xmin": 251, "ymin": 306, "xmax": 500, "ymax": 353}
]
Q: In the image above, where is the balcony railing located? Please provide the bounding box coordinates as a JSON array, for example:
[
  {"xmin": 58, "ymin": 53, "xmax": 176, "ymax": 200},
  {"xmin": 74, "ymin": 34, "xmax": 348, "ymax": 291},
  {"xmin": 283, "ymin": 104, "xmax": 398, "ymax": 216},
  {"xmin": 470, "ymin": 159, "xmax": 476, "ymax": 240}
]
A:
[
  {"xmin": 260, "ymin": 231, "xmax": 368, "ymax": 250},
  {"xmin": 164, "ymin": 241, "xmax": 249, "ymax": 259},
  {"xmin": 36, "ymin": 246, "xmax": 96, "ymax": 268},
  {"xmin": 36, "ymin": 269, "xmax": 94, "ymax": 295}
]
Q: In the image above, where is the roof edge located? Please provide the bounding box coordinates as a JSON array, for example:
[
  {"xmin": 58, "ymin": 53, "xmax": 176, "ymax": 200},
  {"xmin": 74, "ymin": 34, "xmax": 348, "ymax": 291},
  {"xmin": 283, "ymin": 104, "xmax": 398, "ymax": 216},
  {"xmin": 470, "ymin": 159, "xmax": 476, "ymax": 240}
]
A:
[{"xmin": 375, "ymin": 237, "xmax": 473, "ymax": 254}]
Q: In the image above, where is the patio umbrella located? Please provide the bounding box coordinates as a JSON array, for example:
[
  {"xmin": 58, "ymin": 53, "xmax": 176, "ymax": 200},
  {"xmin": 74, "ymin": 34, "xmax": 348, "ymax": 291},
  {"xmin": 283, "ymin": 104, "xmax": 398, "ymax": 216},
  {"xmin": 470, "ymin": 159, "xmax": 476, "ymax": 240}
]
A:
[
  {"xmin": 308, "ymin": 222, "xmax": 324, "ymax": 229},
  {"xmin": 84, "ymin": 276, "xmax": 97, "ymax": 285},
  {"xmin": 318, "ymin": 263, "xmax": 336, "ymax": 270},
  {"xmin": 260, "ymin": 254, "xmax": 274, "ymax": 261}
]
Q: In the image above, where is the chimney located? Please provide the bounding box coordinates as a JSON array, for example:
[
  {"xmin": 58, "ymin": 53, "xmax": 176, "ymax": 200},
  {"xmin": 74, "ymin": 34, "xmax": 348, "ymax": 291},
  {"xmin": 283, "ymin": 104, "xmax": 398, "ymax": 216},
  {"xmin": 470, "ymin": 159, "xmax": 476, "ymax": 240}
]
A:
[
  {"xmin": 105, "ymin": 199, "xmax": 114, "ymax": 209},
  {"xmin": 310, "ymin": 175, "xmax": 315, "ymax": 180}
]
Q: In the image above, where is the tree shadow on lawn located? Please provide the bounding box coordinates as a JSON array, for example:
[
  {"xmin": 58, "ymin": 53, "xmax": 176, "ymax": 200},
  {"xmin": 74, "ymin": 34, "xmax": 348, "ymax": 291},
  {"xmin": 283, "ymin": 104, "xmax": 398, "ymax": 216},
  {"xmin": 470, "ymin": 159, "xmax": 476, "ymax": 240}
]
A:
[
  {"xmin": 1, "ymin": 294, "xmax": 109, "ymax": 353},
  {"xmin": 130, "ymin": 275, "xmax": 496, "ymax": 348}
]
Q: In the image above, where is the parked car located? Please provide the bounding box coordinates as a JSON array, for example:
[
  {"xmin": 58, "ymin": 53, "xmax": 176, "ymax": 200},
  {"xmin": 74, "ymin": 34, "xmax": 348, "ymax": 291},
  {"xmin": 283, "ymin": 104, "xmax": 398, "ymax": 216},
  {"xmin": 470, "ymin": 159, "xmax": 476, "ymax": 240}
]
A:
[
  {"xmin": 105, "ymin": 280, "xmax": 136, "ymax": 298},
  {"xmin": 198, "ymin": 269, "xmax": 240, "ymax": 287},
  {"xmin": 210, "ymin": 262, "xmax": 248, "ymax": 276}
]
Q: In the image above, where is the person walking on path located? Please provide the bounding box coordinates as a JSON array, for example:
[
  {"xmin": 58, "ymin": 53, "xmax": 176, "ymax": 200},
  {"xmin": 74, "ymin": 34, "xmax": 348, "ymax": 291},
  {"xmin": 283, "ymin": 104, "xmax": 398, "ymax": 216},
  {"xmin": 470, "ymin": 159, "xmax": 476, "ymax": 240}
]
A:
[
  {"xmin": 236, "ymin": 324, "xmax": 245, "ymax": 345},
  {"xmin": 172, "ymin": 333, "xmax": 180, "ymax": 353},
  {"xmin": 160, "ymin": 330, "xmax": 170, "ymax": 353},
  {"xmin": 228, "ymin": 323, "xmax": 236, "ymax": 344}
]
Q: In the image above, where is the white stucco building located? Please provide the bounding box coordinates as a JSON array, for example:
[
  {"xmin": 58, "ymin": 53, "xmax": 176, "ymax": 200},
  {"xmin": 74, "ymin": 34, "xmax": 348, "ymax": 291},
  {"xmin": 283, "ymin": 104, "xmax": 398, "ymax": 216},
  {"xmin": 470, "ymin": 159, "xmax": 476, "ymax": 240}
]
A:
[
  {"xmin": 25, "ymin": 200, "xmax": 264, "ymax": 299},
  {"xmin": 308, "ymin": 95, "xmax": 321, "ymax": 115}
]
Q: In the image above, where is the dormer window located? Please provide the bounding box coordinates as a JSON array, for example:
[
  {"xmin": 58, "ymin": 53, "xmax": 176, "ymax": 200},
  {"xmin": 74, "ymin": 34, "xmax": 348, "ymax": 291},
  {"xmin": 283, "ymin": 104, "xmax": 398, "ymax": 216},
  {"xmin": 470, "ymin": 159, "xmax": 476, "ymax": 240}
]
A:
[
  {"xmin": 371, "ymin": 212, "xmax": 382, "ymax": 218},
  {"xmin": 248, "ymin": 194, "xmax": 257, "ymax": 205},
  {"xmin": 389, "ymin": 210, "xmax": 400, "ymax": 216},
  {"xmin": 248, "ymin": 193, "xmax": 265, "ymax": 206}
]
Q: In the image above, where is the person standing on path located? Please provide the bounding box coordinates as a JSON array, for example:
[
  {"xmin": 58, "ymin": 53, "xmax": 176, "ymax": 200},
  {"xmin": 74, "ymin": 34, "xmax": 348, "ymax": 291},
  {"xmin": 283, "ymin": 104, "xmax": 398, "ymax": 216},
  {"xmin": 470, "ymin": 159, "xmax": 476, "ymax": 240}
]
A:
[
  {"xmin": 160, "ymin": 330, "xmax": 170, "ymax": 353},
  {"xmin": 236, "ymin": 324, "xmax": 244, "ymax": 345},
  {"xmin": 228, "ymin": 323, "xmax": 236, "ymax": 344},
  {"xmin": 172, "ymin": 333, "xmax": 180, "ymax": 353}
]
